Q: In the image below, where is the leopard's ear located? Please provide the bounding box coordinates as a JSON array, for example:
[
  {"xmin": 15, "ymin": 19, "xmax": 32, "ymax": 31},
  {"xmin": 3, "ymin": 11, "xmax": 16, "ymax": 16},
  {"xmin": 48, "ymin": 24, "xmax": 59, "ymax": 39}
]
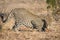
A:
[
  {"xmin": 0, "ymin": 13, "xmax": 8, "ymax": 23},
  {"xmin": 2, "ymin": 14, "xmax": 8, "ymax": 23}
]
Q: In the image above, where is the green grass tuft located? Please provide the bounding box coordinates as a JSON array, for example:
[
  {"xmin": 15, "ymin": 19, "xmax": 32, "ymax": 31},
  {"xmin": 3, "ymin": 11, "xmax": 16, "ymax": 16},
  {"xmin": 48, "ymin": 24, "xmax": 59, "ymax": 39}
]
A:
[{"xmin": 46, "ymin": 0, "xmax": 56, "ymax": 8}]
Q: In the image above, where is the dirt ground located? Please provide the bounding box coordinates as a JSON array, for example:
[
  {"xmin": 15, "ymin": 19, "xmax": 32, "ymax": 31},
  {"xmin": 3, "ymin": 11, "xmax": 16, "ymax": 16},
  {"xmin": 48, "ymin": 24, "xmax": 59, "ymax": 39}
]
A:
[{"xmin": 0, "ymin": 28, "xmax": 60, "ymax": 40}]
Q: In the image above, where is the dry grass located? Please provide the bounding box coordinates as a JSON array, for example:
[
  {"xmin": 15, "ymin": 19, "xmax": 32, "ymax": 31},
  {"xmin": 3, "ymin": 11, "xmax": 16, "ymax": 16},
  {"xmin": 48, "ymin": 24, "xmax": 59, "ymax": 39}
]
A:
[{"xmin": 0, "ymin": 25, "xmax": 60, "ymax": 40}]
